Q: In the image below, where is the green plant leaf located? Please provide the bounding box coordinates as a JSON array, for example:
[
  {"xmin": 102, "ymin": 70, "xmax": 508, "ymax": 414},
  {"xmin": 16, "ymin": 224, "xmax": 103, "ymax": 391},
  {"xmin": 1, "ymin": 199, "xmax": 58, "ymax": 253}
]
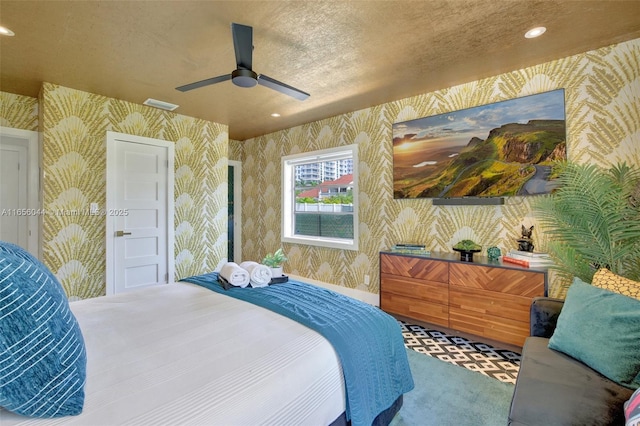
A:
[{"xmin": 533, "ymin": 162, "xmax": 640, "ymax": 286}]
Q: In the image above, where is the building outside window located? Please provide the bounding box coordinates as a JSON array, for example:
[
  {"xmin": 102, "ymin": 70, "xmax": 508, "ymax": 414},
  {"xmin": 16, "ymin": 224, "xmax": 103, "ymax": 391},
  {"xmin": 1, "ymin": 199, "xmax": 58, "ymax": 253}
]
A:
[
  {"xmin": 294, "ymin": 158, "xmax": 353, "ymax": 183},
  {"xmin": 282, "ymin": 145, "xmax": 358, "ymax": 250}
]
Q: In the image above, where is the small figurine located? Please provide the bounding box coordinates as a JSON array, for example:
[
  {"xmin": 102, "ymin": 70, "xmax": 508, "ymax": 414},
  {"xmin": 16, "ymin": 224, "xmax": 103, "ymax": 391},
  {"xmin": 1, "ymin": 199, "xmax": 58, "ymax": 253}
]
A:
[
  {"xmin": 487, "ymin": 246, "xmax": 501, "ymax": 261},
  {"xmin": 517, "ymin": 225, "xmax": 535, "ymax": 252}
]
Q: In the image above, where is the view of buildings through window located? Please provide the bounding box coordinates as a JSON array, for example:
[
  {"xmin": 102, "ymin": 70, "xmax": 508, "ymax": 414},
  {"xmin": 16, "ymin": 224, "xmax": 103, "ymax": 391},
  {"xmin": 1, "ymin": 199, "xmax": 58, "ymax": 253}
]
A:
[
  {"xmin": 294, "ymin": 158, "xmax": 354, "ymax": 240},
  {"xmin": 295, "ymin": 159, "xmax": 353, "ymax": 183}
]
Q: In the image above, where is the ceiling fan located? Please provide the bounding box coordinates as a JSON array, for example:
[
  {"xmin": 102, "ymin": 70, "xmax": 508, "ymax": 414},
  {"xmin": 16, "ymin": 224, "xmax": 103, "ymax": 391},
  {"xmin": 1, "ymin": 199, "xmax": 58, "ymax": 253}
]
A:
[{"xmin": 176, "ymin": 23, "xmax": 310, "ymax": 101}]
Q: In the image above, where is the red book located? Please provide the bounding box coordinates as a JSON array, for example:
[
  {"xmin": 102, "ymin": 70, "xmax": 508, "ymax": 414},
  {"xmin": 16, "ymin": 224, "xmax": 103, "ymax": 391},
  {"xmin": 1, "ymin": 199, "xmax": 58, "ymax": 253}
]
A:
[{"xmin": 501, "ymin": 256, "xmax": 529, "ymax": 267}]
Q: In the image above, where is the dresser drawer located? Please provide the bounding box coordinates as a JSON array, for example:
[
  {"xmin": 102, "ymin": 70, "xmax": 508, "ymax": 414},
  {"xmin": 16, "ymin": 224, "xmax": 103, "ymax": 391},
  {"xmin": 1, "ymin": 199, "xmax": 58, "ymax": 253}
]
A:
[
  {"xmin": 449, "ymin": 287, "xmax": 533, "ymax": 346},
  {"xmin": 448, "ymin": 307, "xmax": 530, "ymax": 347},
  {"xmin": 380, "ymin": 253, "xmax": 449, "ymax": 283},
  {"xmin": 381, "ymin": 273, "xmax": 448, "ymax": 305},
  {"xmin": 380, "ymin": 273, "xmax": 448, "ymax": 326},
  {"xmin": 449, "ymin": 262, "xmax": 544, "ymax": 297},
  {"xmin": 449, "ymin": 287, "xmax": 532, "ymax": 323},
  {"xmin": 381, "ymin": 290, "xmax": 448, "ymax": 327}
]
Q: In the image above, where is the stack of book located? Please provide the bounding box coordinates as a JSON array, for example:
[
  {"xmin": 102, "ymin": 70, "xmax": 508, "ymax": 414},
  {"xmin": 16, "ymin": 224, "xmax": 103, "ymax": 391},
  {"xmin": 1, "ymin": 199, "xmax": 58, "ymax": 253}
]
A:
[
  {"xmin": 501, "ymin": 249, "xmax": 554, "ymax": 267},
  {"xmin": 390, "ymin": 243, "xmax": 430, "ymax": 255}
]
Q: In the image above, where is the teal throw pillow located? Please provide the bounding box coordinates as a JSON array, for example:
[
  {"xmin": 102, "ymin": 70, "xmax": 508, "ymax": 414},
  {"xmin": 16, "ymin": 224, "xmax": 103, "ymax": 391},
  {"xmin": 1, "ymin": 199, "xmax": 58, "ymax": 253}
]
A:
[
  {"xmin": 549, "ymin": 277, "xmax": 640, "ymax": 389},
  {"xmin": 0, "ymin": 242, "xmax": 86, "ymax": 417}
]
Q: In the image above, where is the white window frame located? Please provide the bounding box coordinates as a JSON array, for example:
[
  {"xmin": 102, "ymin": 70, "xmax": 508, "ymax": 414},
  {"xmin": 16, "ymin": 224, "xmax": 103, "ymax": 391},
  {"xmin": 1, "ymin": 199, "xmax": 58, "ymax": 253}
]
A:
[{"xmin": 282, "ymin": 144, "xmax": 358, "ymax": 251}]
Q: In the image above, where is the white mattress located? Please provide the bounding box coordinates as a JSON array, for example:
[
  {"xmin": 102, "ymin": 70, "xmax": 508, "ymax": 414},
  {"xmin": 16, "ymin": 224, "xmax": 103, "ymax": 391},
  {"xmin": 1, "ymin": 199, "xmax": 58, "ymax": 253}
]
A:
[{"xmin": 0, "ymin": 282, "xmax": 346, "ymax": 425}]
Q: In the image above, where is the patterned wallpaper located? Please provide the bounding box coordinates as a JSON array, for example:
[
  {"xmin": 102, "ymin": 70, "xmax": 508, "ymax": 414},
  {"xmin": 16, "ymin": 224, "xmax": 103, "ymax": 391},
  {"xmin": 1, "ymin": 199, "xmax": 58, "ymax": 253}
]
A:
[
  {"xmin": 0, "ymin": 91, "xmax": 38, "ymax": 131},
  {"xmin": 35, "ymin": 83, "xmax": 228, "ymax": 299},
  {"xmin": 239, "ymin": 39, "xmax": 640, "ymax": 298}
]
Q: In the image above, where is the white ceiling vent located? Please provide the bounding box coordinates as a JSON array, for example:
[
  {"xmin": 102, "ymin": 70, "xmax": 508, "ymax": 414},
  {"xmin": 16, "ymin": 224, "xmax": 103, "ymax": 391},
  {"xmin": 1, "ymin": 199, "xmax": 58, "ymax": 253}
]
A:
[{"xmin": 143, "ymin": 98, "xmax": 179, "ymax": 111}]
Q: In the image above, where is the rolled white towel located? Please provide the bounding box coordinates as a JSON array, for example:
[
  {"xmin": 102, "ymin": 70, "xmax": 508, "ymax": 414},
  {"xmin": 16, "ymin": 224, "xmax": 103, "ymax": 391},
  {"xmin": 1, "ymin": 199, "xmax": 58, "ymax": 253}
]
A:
[
  {"xmin": 219, "ymin": 262, "xmax": 250, "ymax": 288},
  {"xmin": 239, "ymin": 261, "xmax": 273, "ymax": 288}
]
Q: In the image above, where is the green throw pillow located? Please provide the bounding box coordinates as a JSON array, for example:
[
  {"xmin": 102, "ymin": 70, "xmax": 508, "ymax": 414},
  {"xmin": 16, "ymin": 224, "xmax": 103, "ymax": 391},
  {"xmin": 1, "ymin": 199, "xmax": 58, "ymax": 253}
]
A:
[{"xmin": 549, "ymin": 277, "xmax": 640, "ymax": 389}]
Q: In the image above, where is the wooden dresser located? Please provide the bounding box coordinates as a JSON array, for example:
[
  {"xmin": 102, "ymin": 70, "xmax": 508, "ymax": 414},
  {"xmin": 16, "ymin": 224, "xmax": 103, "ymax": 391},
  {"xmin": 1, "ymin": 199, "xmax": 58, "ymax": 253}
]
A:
[{"xmin": 380, "ymin": 251, "xmax": 548, "ymax": 347}]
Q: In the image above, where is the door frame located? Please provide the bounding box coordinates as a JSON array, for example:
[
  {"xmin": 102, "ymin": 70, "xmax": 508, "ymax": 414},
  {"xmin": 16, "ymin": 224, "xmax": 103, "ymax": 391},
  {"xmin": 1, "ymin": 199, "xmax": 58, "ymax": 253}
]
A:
[
  {"xmin": 0, "ymin": 126, "xmax": 40, "ymax": 258},
  {"xmin": 229, "ymin": 160, "xmax": 242, "ymax": 263},
  {"xmin": 105, "ymin": 131, "xmax": 175, "ymax": 295}
]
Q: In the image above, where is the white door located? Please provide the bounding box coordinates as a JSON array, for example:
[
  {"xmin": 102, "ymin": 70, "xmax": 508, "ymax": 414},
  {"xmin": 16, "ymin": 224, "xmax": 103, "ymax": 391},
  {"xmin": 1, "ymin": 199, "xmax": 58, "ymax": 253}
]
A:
[
  {"xmin": 106, "ymin": 131, "xmax": 174, "ymax": 295},
  {"xmin": 0, "ymin": 127, "xmax": 40, "ymax": 257},
  {"xmin": 0, "ymin": 143, "xmax": 27, "ymax": 246}
]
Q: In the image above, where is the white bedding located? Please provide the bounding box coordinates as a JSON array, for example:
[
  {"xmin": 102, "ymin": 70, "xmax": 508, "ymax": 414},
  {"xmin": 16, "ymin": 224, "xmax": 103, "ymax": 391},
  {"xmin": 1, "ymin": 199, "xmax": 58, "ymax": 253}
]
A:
[{"xmin": 0, "ymin": 282, "xmax": 346, "ymax": 426}]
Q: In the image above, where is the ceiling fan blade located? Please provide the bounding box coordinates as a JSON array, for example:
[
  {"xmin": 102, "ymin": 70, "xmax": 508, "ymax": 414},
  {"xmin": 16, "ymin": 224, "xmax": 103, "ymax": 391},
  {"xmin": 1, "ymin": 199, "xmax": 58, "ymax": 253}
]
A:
[
  {"xmin": 258, "ymin": 74, "xmax": 310, "ymax": 101},
  {"xmin": 232, "ymin": 23, "xmax": 253, "ymax": 70},
  {"xmin": 175, "ymin": 74, "xmax": 232, "ymax": 92}
]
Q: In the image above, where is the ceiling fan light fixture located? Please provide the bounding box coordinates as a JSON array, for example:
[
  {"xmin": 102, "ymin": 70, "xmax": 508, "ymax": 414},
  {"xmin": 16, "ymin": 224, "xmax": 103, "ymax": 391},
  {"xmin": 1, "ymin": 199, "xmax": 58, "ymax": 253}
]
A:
[
  {"xmin": 525, "ymin": 26, "xmax": 546, "ymax": 39},
  {"xmin": 232, "ymin": 69, "xmax": 258, "ymax": 88}
]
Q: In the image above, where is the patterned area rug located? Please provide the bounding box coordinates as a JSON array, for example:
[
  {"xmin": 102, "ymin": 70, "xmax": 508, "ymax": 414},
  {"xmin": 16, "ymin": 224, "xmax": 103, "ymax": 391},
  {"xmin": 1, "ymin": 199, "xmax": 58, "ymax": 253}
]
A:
[{"xmin": 399, "ymin": 320, "xmax": 521, "ymax": 384}]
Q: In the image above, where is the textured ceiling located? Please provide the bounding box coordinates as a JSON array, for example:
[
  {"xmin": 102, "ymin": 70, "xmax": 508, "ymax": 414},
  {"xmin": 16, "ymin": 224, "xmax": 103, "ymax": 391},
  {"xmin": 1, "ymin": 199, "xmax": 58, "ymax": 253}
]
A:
[{"xmin": 1, "ymin": 1, "xmax": 640, "ymax": 141}]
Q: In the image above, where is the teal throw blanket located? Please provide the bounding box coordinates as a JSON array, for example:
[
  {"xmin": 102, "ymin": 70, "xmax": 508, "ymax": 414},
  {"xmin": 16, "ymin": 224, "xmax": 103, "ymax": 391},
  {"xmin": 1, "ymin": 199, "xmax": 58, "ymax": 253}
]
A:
[{"xmin": 181, "ymin": 273, "xmax": 414, "ymax": 426}]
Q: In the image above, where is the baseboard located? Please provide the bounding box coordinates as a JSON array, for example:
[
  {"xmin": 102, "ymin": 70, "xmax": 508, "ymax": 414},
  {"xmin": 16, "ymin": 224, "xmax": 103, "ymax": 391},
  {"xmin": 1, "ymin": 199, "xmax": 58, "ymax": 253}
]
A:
[{"xmin": 288, "ymin": 274, "xmax": 379, "ymax": 306}]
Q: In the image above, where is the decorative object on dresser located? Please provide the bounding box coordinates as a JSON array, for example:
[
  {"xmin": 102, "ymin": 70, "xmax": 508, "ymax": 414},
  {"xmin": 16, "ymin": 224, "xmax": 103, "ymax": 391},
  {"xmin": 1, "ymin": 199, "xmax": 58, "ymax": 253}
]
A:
[
  {"xmin": 500, "ymin": 256, "xmax": 530, "ymax": 267},
  {"xmin": 391, "ymin": 243, "xmax": 430, "ymax": 255},
  {"xmin": 516, "ymin": 225, "xmax": 535, "ymax": 252},
  {"xmin": 452, "ymin": 239, "xmax": 482, "ymax": 262},
  {"xmin": 379, "ymin": 251, "xmax": 547, "ymax": 347},
  {"xmin": 487, "ymin": 246, "xmax": 502, "ymax": 261},
  {"xmin": 502, "ymin": 249, "xmax": 554, "ymax": 268}
]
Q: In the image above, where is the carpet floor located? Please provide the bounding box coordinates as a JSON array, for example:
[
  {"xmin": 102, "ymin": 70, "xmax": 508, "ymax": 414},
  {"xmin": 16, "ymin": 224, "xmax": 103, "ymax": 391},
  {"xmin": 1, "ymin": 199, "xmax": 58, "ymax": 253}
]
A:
[
  {"xmin": 399, "ymin": 320, "xmax": 522, "ymax": 384},
  {"xmin": 390, "ymin": 348, "xmax": 515, "ymax": 426}
]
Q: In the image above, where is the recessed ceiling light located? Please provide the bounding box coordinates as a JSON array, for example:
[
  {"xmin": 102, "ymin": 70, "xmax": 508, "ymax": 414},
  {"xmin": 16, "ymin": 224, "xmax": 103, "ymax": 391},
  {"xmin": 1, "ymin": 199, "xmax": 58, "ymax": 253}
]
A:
[
  {"xmin": 271, "ymin": 113, "xmax": 281, "ymax": 118},
  {"xmin": 525, "ymin": 26, "xmax": 546, "ymax": 39},
  {"xmin": 0, "ymin": 26, "xmax": 15, "ymax": 36},
  {"xmin": 143, "ymin": 98, "xmax": 179, "ymax": 111}
]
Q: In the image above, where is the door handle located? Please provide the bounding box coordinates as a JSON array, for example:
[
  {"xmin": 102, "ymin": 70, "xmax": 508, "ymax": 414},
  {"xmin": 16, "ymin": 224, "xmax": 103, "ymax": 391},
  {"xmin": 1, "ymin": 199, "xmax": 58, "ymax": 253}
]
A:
[{"xmin": 115, "ymin": 230, "xmax": 132, "ymax": 237}]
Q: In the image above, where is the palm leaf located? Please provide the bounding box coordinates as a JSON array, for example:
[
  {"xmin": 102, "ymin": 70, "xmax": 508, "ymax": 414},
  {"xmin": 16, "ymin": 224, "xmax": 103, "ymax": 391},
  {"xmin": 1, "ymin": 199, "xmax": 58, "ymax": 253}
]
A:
[{"xmin": 534, "ymin": 162, "xmax": 640, "ymax": 286}]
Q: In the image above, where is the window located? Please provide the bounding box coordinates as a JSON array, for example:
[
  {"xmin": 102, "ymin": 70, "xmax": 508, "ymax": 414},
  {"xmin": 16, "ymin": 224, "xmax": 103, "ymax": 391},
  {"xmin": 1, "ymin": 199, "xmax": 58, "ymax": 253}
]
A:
[{"xmin": 282, "ymin": 145, "xmax": 358, "ymax": 250}]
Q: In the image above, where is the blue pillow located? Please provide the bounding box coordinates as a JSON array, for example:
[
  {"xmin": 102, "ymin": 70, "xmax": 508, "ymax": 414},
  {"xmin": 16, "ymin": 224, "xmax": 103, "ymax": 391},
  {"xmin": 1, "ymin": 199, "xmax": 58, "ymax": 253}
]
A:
[
  {"xmin": 0, "ymin": 242, "xmax": 86, "ymax": 417},
  {"xmin": 549, "ymin": 277, "xmax": 640, "ymax": 389}
]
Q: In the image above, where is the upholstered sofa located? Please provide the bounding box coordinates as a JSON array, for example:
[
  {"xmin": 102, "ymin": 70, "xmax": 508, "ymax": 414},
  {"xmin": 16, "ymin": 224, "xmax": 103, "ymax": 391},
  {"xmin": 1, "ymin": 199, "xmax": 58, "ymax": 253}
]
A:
[{"xmin": 508, "ymin": 295, "xmax": 636, "ymax": 425}]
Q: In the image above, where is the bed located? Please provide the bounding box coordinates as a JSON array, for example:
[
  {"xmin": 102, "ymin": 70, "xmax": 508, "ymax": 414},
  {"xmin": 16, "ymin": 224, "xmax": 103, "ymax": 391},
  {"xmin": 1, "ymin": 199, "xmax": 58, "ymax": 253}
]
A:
[{"xmin": 0, "ymin": 242, "xmax": 413, "ymax": 426}]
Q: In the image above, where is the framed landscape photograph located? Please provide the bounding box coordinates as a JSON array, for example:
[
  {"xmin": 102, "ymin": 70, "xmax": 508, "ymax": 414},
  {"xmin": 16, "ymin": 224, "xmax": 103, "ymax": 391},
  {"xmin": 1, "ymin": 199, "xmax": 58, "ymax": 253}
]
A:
[{"xmin": 392, "ymin": 89, "xmax": 567, "ymax": 200}]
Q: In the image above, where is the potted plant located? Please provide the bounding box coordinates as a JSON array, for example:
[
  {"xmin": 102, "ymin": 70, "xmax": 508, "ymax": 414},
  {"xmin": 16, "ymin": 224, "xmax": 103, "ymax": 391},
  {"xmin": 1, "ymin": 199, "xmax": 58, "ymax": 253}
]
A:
[
  {"xmin": 262, "ymin": 248, "xmax": 288, "ymax": 277},
  {"xmin": 533, "ymin": 161, "xmax": 640, "ymax": 292},
  {"xmin": 453, "ymin": 239, "xmax": 482, "ymax": 262}
]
